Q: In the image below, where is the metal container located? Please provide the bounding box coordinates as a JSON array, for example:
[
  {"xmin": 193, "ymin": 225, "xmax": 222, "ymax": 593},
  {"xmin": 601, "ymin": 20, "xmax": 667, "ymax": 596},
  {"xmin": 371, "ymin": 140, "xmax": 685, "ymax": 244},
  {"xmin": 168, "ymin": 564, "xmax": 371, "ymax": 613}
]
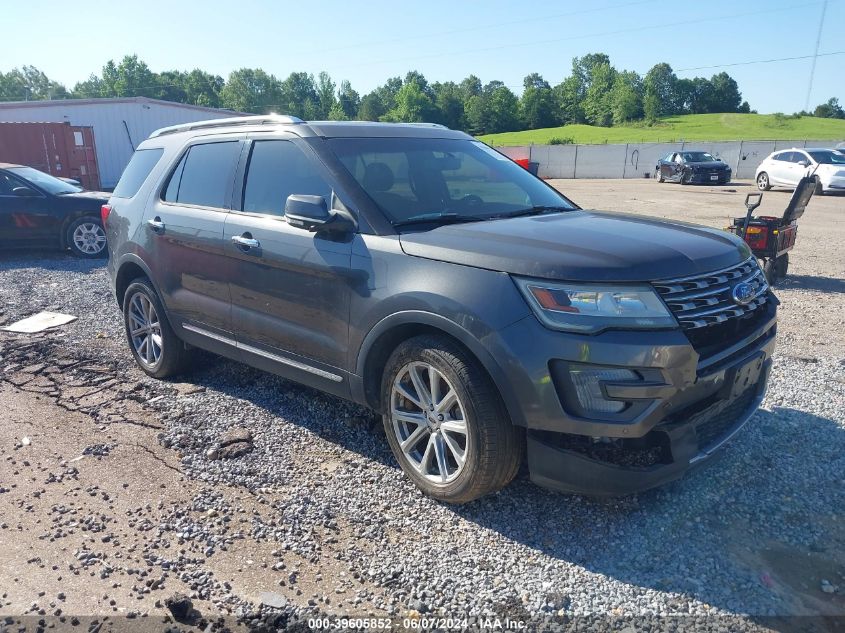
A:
[{"xmin": 0, "ymin": 121, "xmax": 101, "ymax": 190}]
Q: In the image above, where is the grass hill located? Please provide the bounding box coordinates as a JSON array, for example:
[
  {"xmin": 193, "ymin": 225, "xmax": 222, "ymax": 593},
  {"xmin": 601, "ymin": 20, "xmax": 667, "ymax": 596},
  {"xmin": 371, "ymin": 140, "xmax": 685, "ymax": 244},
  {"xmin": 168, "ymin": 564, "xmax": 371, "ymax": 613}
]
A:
[{"xmin": 477, "ymin": 113, "xmax": 845, "ymax": 146}]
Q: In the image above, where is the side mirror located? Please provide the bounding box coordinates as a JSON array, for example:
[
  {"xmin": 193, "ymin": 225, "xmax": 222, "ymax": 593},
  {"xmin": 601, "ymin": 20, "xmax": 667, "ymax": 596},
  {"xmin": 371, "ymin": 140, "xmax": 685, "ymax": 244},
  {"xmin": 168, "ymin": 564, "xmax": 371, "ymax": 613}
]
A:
[
  {"xmin": 285, "ymin": 194, "xmax": 354, "ymax": 234},
  {"xmin": 12, "ymin": 186, "xmax": 39, "ymax": 197},
  {"xmin": 798, "ymin": 159, "xmax": 810, "ymax": 167}
]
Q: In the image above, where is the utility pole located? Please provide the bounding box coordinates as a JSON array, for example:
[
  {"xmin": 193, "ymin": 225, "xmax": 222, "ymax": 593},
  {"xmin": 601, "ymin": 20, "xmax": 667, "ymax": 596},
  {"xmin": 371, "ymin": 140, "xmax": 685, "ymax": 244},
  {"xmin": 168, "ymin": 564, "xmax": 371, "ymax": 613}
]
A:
[{"xmin": 805, "ymin": 0, "xmax": 828, "ymax": 112}]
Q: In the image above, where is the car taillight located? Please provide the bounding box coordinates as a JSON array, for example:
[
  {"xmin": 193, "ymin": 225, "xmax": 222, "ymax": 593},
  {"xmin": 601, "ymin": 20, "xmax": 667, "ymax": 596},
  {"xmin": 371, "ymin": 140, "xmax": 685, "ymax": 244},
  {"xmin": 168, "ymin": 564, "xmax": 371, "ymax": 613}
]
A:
[
  {"xmin": 101, "ymin": 204, "xmax": 112, "ymax": 227},
  {"xmin": 745, "ymin": 226, "xmax": 768, "ymax": 250}
]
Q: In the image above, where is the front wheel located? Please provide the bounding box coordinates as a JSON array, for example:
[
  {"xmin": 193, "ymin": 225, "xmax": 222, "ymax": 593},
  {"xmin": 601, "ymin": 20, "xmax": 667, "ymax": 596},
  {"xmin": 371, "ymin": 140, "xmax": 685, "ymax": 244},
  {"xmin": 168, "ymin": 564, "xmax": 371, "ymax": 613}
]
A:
[
  {"xmin": 757, "ymin": 172, "xmax": 771, "ymax": 191},
  {"xmin": 655, "ymin": 169, "xmax": 664, "ymax": 183},
  {"xmin": 123, "ymin": 278, "xmax": 192, "ymax": 378},
  {"xmin": 813, "ymin": 176, "xmax": 824, "ymax": 195},
  {"xmin": 381, "ymin": 335, "xmax": 523, "ymax": 504},
  {"xmin": 67, "ymin": 216, "xmax": 107, "ymax": 258},
  {"xmin": 680, "ymin": 170, "xmax": 691, "ymax": 185}
]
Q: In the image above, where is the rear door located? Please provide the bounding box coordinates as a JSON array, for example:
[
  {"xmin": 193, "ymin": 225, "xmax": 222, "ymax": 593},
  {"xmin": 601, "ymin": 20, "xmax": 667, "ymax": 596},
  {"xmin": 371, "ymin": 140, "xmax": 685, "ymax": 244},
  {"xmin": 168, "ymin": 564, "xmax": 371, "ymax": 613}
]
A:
[
  {"xmin": 222, "ymin": 136, "xmax": 354, "ymax": 391},
  {"xmin": 143, "ymin": 138, "xmax": 242, "ymax": 336}
]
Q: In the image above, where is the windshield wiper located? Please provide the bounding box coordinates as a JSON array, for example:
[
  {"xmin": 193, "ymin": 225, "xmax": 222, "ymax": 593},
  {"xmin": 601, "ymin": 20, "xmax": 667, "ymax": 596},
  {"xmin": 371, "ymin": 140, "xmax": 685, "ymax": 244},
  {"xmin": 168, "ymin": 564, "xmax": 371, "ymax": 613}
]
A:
[
  {"xmin": 392, "ymin": 213, "xmax": 485, "ymax": 228},
  {"xmin": 492, "ymin": 205, "xmax": 572, "ymax": 219}
]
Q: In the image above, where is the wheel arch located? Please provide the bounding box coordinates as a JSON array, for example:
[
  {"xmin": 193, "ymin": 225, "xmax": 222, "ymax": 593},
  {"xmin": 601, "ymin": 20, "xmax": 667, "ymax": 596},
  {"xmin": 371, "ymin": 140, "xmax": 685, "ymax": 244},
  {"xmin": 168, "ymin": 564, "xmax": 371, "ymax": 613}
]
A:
[
  {"xmin": 354, "ymin": 311, "xmax": 526, "ymax": 427},
  {"xmin": 114, "ymin": 255, "xmax": 161, "ymax": 308}
]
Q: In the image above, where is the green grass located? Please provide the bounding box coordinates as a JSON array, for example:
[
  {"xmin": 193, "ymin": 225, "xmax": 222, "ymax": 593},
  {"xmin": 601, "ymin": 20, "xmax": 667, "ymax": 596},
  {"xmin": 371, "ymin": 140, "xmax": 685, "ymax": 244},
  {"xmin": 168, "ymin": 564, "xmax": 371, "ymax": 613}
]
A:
[{"xmin": 477, "ymin": 113, "xmax": 845, "ymax": 146}]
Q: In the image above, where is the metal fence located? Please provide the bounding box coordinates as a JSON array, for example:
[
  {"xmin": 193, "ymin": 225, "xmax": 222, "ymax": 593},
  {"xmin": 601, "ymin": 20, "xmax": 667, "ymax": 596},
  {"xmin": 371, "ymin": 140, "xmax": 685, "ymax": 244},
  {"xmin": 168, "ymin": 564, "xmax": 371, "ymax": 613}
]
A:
[{"xmin": 495, "ymin": 140, "xmax": 840, "ymax": 180}]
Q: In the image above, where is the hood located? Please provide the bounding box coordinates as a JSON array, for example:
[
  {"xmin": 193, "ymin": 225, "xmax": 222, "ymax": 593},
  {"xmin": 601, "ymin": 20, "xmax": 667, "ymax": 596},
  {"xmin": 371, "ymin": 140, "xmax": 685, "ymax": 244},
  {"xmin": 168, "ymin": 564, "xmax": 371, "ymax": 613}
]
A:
[
  {"xmin": 59, "ymin": 190, "xmax": 111, "ymax": 202},
  {"xmin": 688, "ymin": 161, "xmax": 730, "ymax": 169},
  {"xmin": 399, "ymin": 210, "xmax": 750, "ymax": 282}
]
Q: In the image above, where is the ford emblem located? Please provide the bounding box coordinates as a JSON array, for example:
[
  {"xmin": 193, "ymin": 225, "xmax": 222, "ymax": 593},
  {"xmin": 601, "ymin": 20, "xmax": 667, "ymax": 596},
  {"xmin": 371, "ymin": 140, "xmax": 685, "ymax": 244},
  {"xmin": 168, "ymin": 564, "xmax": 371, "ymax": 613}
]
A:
[{"xmin": 732, "ymin": 282, "xmax": 755, "ymax": 306}]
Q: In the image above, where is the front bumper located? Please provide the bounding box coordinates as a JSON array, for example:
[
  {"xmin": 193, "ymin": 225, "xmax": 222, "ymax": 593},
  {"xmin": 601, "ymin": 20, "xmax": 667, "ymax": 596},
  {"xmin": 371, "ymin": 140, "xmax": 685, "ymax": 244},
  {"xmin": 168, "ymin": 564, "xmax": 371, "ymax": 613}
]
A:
[
  {"xmin": 688, "ymin": 171, "xmax": 731, "ymax": 184},
  {"xmin": 489, "ymin": 296, "xmax": 777, "ymax": 496}
]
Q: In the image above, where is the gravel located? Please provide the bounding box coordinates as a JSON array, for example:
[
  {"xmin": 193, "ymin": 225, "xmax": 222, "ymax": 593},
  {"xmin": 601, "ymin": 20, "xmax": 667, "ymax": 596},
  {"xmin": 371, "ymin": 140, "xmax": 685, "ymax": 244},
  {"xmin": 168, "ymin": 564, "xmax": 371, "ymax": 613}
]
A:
[{"xmin": 1, "ymin": 240, "xmax": 843, "ymax": 627}]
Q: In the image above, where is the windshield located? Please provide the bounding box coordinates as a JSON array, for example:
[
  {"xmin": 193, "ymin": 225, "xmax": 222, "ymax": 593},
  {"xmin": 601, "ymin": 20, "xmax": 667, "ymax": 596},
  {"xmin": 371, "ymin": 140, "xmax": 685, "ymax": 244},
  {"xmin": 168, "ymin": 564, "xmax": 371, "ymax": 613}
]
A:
[
  {"xmin": 7, "ymin": 166, "xmax": 83, "ymax": 195},
  {"xmin": 681, "ymin": 152, "xmax": 717, "ymax": 163},
  {"xmin": 807, "ymin": 150, "xmax": 845, "ymax": 165},
  {"xmin": 328, "ymin": 138, "xmax": 575, "ymax": 227}
]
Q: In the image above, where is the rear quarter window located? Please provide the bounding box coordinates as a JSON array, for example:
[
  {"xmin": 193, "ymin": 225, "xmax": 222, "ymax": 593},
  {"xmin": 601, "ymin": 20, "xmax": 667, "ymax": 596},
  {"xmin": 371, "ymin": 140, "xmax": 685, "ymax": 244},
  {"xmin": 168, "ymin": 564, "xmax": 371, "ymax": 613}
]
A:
[{"xmin": 112, "ymin": 148, "xmax": 165, "ymax": 198}]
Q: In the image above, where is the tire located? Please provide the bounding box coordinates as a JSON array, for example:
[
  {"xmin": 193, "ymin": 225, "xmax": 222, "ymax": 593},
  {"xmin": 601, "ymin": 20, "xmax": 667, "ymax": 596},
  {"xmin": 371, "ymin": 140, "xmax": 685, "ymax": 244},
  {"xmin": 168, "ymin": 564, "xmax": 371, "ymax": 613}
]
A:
[
  {"xmin": 813, "ymin": 176, "xmax": 824, "ymax": 196},
  {"xmin": 775, "ymin": 253, "xmax": 789, "ymax": 279},
  {"xmin": 380, "ymin": 335, "xmax": 523, "ymax": 504},
  {"xmin": 763, "ymin": 258, "xmax": 778, "ymax": 285},
  {"xmin": 122, "ymin": 277, "xmax": 192, "ymax": 379},
  {"xmin": 67, "ymin": 216, "xmax": 107, "ymax": 258},
  {"xmin": 757, "ymin": 172, "xmax": 771, "ymax": 191},
  {"xmin": 655, "ymin": 169, "xmax": 664, "ymax": 183},
  {"xmin": 680, "ymin": 170, "xmax": 691, "ymax": 185}
]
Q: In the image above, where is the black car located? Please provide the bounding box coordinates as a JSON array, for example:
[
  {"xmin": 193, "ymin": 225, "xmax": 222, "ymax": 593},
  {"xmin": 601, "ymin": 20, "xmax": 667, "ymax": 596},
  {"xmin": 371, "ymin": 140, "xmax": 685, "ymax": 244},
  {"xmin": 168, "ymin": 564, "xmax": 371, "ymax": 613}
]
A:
[
  {"xmin": 0, "ymin": 163, "xmax": 110, "ymax": 258},
  {"xmin": 655, "ymin": 151, "xmax": 732, "ymax": 185}
]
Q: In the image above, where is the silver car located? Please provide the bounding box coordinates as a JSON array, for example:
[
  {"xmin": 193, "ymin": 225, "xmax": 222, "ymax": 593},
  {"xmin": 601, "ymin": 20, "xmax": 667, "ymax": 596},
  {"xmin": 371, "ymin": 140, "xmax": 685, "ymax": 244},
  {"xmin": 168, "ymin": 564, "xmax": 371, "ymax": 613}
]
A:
[{"xmin": 755, "ymin": 147, "xmax": 845, "ymax": 194}]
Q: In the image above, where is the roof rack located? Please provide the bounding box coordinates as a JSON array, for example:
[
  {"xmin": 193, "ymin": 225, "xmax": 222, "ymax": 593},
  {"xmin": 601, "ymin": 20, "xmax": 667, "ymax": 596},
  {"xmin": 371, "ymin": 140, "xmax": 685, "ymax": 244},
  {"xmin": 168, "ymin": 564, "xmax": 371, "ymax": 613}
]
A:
[{"xmin": 149, "ymin": 114, "xmax": 304, "ymax": 138}]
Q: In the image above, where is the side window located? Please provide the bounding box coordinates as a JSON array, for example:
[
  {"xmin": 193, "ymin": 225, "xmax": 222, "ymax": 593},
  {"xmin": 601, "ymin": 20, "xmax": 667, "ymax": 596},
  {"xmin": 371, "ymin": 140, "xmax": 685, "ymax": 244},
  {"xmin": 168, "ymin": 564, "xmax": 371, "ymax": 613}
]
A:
[
  {"xmin": 790, "ymin": 152, "xmax": 808, "ymax": 164},
  {"xmin": 163, "ymin": 141, "xmax": 239, "ymax": 209},
  {"xmin": 112, "ymin": 148, "xmax": 164, "ymax": 198},
  {"xmin": 241, "ymin": 140, "xmax": 332, "ymax": 217},
  {"xmin": 163, "ymin": 153, "xmax": 187, "ymax": 202}
]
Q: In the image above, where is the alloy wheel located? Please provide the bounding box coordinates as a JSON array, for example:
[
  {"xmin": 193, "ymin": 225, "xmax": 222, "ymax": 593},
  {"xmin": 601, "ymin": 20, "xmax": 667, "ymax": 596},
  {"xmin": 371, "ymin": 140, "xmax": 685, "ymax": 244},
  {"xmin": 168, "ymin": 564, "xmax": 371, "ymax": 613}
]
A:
[
  {"xmin": 390, "ymin": 361, "xmax": 469, "ymax": 484},
  {"xmin": 72, "ymin": 222, "xmax": 106, "ymax": 255},
  {"xmin": 128, "ymin": 293, "xmax": 163, "ymax": 368},
  {"xmin": 757, "ymin": 173, "xmax": 769, "ymax": 190}
]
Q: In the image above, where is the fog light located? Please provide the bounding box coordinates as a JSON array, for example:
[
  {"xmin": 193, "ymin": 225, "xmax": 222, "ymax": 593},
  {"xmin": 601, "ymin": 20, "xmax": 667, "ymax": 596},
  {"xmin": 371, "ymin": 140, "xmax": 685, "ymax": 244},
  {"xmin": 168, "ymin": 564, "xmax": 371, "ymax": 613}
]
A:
[{"xmin": 569, "ymin": 368, "xmax": 638, "ymax": 414}]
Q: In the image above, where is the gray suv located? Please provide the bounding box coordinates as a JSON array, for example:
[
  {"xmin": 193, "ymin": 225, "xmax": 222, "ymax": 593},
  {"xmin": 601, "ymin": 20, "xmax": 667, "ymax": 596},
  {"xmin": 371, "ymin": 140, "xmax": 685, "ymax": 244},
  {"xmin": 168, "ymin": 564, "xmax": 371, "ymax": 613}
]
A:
[{"xmin": 105, "ymin": 116, "xmax": 776, "ymax": 503}]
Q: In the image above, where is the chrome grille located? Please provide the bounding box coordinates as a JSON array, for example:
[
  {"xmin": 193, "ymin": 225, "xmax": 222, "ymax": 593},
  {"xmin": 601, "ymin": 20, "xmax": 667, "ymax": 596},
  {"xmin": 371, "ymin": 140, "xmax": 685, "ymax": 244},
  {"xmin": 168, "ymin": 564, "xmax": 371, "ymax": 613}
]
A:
[{"xmin": 652, "ymin": 258, "xmax": 769, "ymax": 330}]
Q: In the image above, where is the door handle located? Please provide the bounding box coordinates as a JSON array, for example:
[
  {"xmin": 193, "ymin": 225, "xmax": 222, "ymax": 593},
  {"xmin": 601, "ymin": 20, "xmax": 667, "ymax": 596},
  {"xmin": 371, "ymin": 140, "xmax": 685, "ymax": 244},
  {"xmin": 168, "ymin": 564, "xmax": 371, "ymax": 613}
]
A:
[
  {"xmin": 232, "ymin": 234, "xmax": 260, "ymax": 249},
  {"xmin": 147, "ymin": 217, "xmax": 165, "ymax": 233}
]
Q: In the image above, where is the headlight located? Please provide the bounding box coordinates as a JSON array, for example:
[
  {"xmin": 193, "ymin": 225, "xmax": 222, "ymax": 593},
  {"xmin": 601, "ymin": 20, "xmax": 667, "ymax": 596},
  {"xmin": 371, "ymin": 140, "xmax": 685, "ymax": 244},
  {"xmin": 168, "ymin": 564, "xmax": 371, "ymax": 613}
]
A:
[{"xmin": 513, "ymin": 278, "xmax": 677, "ymax": 333}]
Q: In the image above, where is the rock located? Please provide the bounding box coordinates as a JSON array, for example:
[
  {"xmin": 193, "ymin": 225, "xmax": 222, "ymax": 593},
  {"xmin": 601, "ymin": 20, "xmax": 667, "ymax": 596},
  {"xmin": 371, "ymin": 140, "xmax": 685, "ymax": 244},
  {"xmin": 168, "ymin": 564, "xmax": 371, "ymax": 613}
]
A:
[
  {"xmin": 205, "ymin": 448, "xmax": 219, "ymax": 460},
  {"xmin": 21, "ymin": 437, "xmax": 31, "ymax": 446},
  {"xmin": 218, "ymin": 441, "xmax": 252, "ymax": 459},
  {"xmin": 219, "ymin": 427, "xmax": 253, "ymax": 447},
  {"xmin": 163, "ymin": 593, "xmax": 194, "ymax": 622},
  {"xmin": 821, "ymin": 580, "xmax": 836, "ymax": 594},
  {"xmin": 259, "ymin": 591, "xmax": 288, "ymax": 609}
]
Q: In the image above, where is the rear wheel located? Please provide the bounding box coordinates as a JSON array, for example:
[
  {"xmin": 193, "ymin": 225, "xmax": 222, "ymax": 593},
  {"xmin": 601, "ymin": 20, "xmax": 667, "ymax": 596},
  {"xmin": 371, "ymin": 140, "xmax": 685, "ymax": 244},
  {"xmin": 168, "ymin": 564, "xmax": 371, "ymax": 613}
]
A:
[
  {"xmin": 123, "ymin": 278, "xmax": 192, "ymax": 378},
  {"xmin": 757, "ymin": 172, "xmax": 771, "ymax": 191},
  {"xmin": 67, "ymin": 216, "xmax": 107, "ymax": 258},
  {"xmin": 381, "ymin": 335, "xmax": 523, "ymax": 504}
]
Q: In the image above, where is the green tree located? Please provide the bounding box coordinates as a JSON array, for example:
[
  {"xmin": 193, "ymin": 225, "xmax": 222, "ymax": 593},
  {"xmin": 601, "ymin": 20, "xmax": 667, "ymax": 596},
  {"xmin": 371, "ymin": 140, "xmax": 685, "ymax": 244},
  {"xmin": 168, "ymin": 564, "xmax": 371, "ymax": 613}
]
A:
[
  {"xmin": 220, "ymin": 68, "xmax": 283, "ymax": 113},
  {"xmin": 431, "ymin": 81, "xmax": 465, "ymax": 129},
  {"xmin": 381, "ymin": 82, "xmax": 436, "ymax": 122},
  {"xmin": 488, "ymin": 86, "xmax": 521, "ymax": 133},
  {"xmin": 358, "ymin": 92, "xmax": 386, "ymax": 121},
  {"xmin": 279, "ymin": 72, "xmax": 320, "ymax": 118},
  {"xmin": 709, "ymin": 72, "xmax": 743, "ymax": 112},
  {"xmin": 99, "ymin": 55, "xmax": 159, "ymax": 97},
  {"xmin": 814, "ymin": 97, "xmax": 845, "ymax": 119},
  {"xmin": 337, "ymin": 80, "xmax": 360, "ymax": 120},
  {"xmin": 520, "ymin": 73, "xmax": 555, "ymax": 129},
  {"xmin": 643, "ymin": 62, "xmax": 679, "ymax": 118},
  {"xmin": 552, "ymin": 75, "xmax": 585, "ymax": 124},
  {"xmin": 583, "ymin": 63, "xmax": 616, "ymax": 127},
  {"xmin": 610, "ymin": 70, "xmax": 642, "ymax": 124},
  {"xmin": 316, "ymin": 71, "xmax": 337, "ymax": 119}
]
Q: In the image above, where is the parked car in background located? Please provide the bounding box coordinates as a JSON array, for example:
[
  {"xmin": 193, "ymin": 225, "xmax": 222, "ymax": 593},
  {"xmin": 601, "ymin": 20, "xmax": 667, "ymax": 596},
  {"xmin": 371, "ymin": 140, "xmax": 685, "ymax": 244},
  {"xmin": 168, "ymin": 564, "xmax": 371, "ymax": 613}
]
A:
[
  {"xmin": 655, "ymin": 151, "xmax": 732, "ymax": 185},
  {"xmin": 107, "ymin": 116, "xmax": 776, "ymax": 503},
  {"xmin": 0, "ymin": 163, "xmax": 110, "ymax": 257},
  {"xmin": 755, "ymin": 148, "xmax": 845, "ymax": 194}
]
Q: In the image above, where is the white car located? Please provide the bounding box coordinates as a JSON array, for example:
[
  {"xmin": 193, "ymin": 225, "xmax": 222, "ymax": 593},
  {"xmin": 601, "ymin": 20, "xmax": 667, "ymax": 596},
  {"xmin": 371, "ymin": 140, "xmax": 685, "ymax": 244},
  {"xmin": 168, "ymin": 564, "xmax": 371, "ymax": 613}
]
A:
[{"xmin": 755, "ymin": 147, "xmax": 845, "ymax": 194}]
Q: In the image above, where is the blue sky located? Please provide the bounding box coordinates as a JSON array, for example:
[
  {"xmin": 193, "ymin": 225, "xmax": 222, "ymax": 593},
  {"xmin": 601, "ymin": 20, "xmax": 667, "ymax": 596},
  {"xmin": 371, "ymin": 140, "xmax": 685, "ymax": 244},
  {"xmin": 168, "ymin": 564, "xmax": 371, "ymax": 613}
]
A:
[{"xmin": 3, "ymin": 0, "xmax": 843, "ymax": 113}]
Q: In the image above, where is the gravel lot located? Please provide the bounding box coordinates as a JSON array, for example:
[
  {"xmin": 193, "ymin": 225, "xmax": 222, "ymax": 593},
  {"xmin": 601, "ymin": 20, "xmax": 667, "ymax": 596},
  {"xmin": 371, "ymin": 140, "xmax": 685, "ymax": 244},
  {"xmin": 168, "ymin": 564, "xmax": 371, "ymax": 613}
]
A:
[{"xmin": 1, "ymin": 179, "xmax": 844, "ymax": 631}]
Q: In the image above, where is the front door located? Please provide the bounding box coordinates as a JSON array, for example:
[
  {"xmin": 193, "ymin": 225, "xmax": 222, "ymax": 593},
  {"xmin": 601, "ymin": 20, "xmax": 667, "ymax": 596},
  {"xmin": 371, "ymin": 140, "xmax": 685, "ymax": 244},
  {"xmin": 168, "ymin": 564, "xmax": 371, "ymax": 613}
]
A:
[
  {"xmin": 223, "ymin": 138, "xmax": 354, "ymax": 389},
  {"xmin": 0, "ymin": 171, "xmax": 52, "ymax": 246},
  {"xmin": 143, "ymin": 138, "xmax": 242, "ymax": 335}
]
